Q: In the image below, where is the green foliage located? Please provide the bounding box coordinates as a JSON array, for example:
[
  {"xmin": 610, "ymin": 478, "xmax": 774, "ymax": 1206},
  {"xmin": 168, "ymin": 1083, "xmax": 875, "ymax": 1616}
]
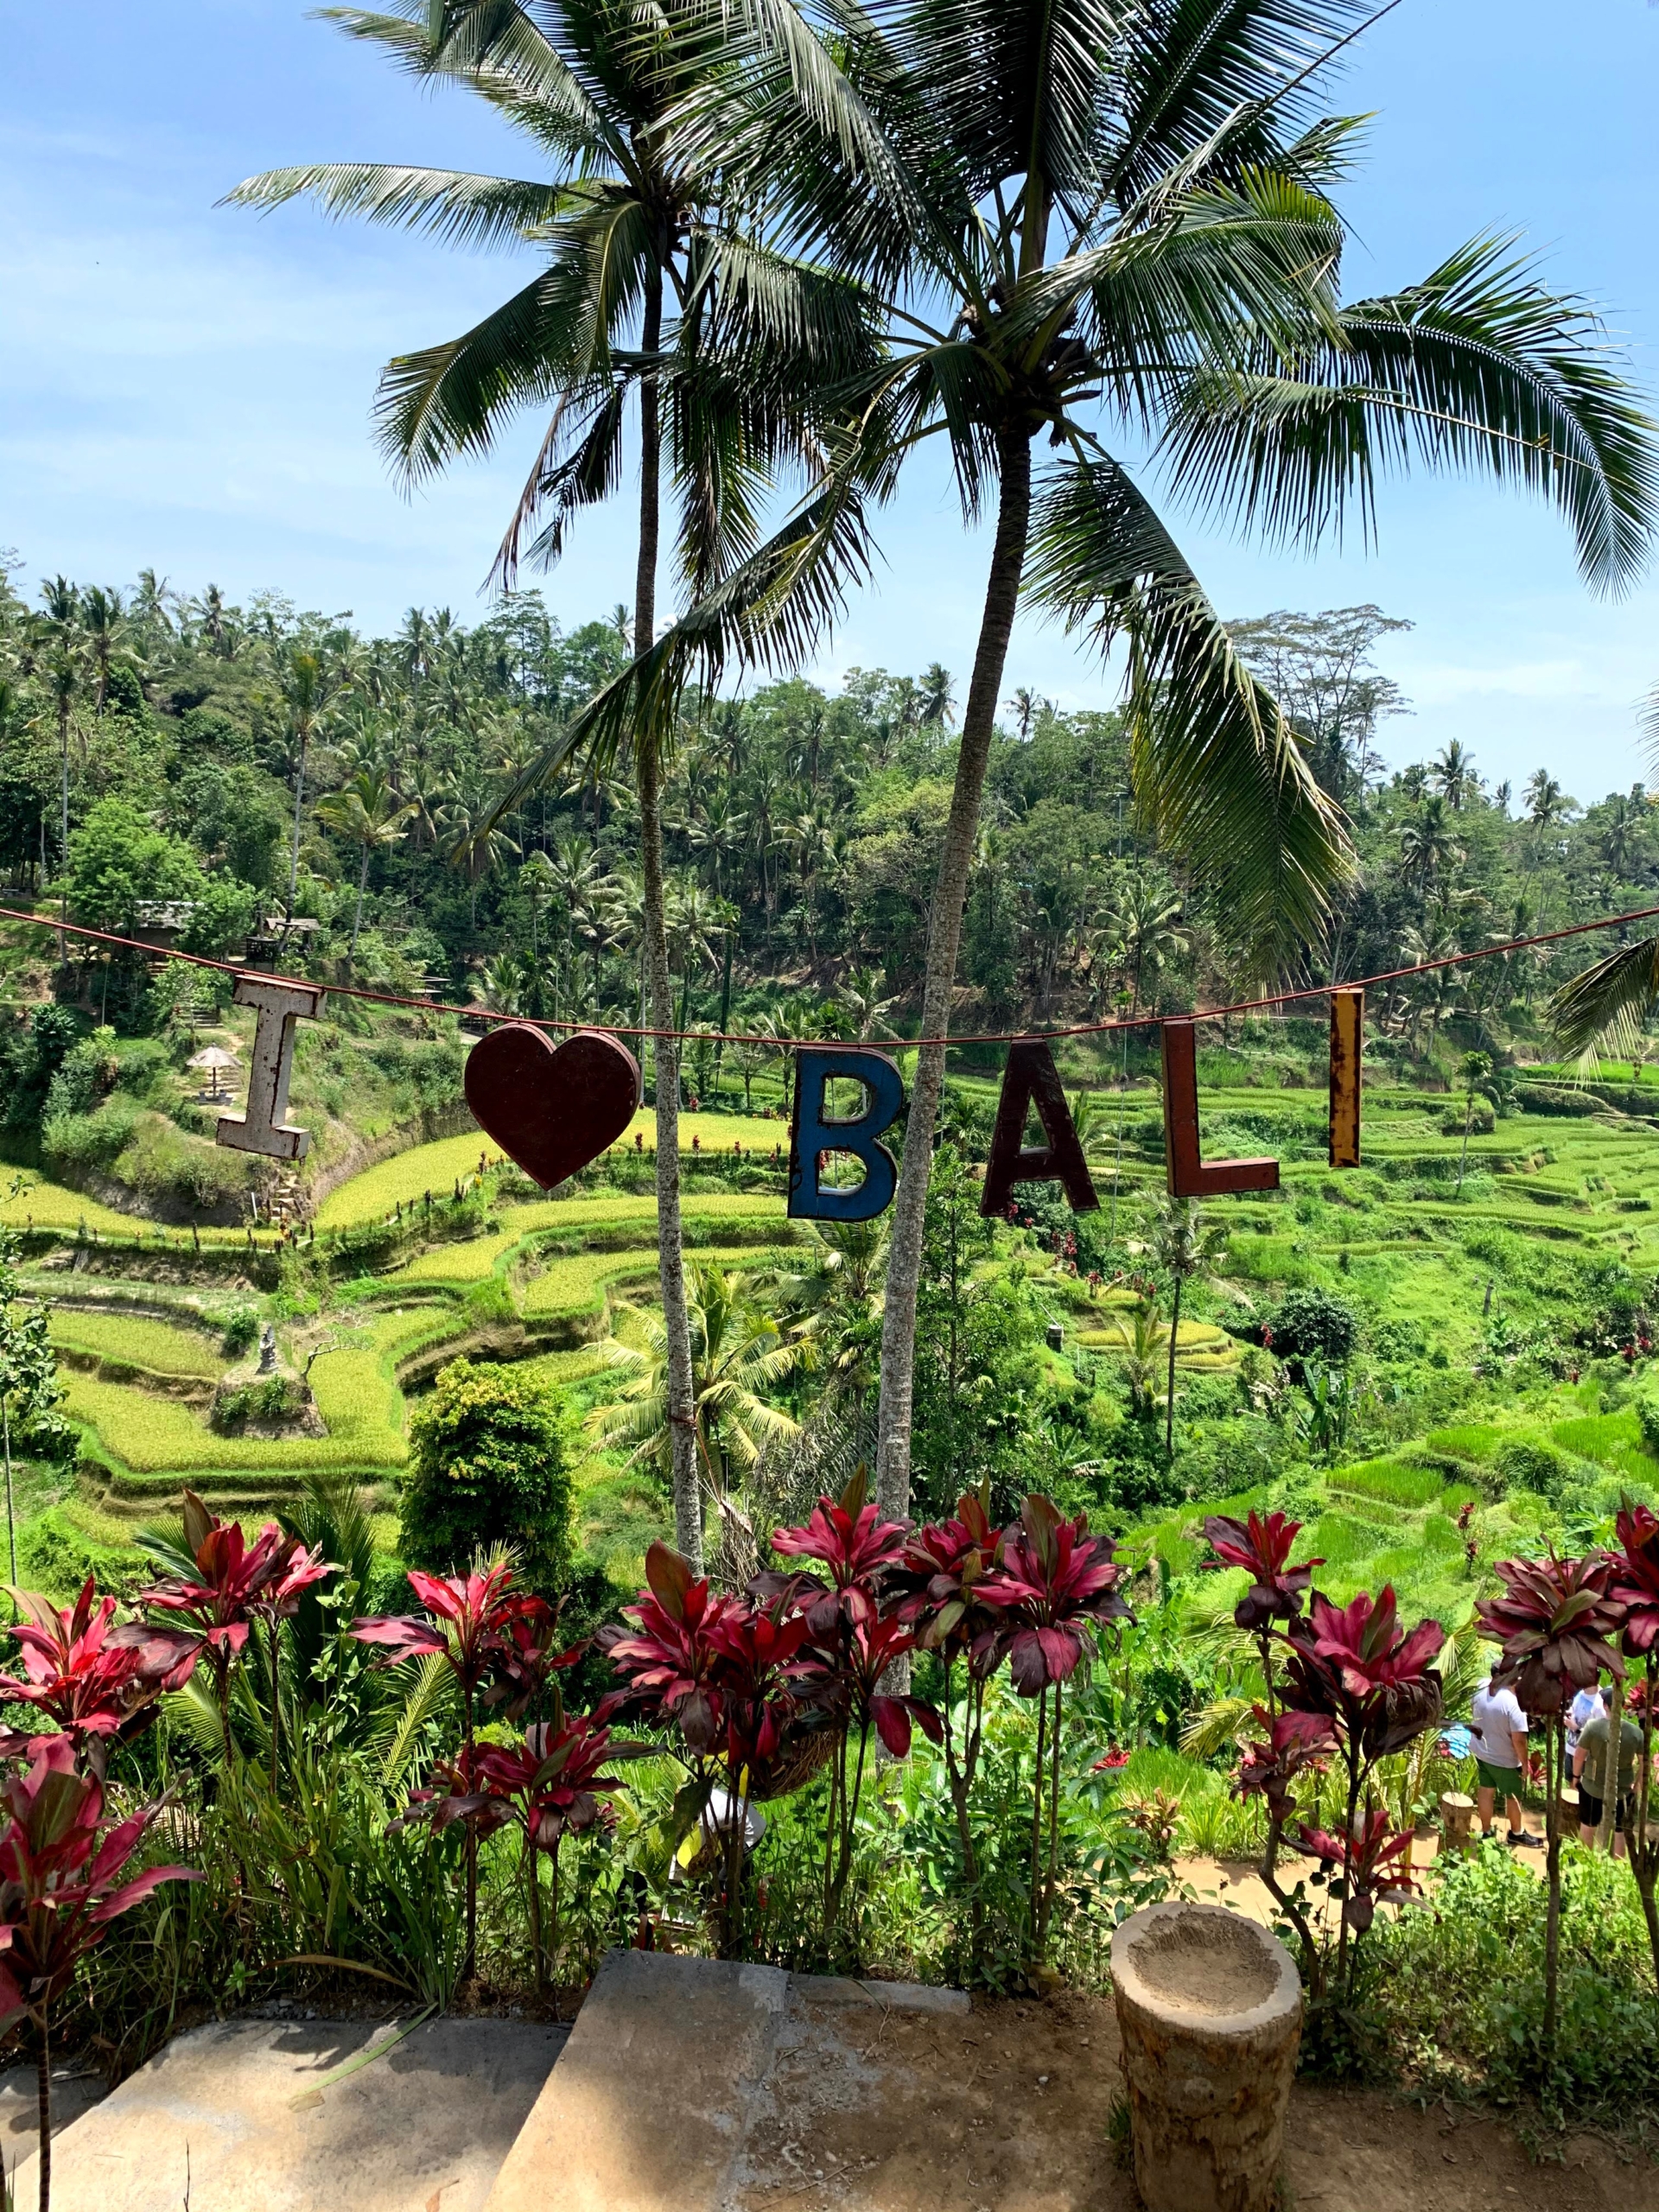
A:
[
  {"xmin": 401, "ymin": 1357, "xmax": 574, "ymax": 1594},
  {"xmin": 1493, "ymin": 1436, "xmax": 1576, "ymax": 1501},
  {"xmin": 65, "ymin": 798, "xmax": 206, "ymax": 934},
  {"xmin": 1366, "ymin": 1846, "xmax": 1659, "ymax": 2124},
  {"xmin": 1268, "ymin": 1285, "xmax": 1359, "ymax": 1372}
]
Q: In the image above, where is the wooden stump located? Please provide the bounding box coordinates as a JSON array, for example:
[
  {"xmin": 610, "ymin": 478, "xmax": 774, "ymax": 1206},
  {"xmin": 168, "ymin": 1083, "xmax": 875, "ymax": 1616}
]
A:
[
  {"xmin": 1111, "ymin": 1902, "xmax": 1302, "ymax": 2212},
  {"xmin": 1440, "ymin": 1792, "xmax": 1476, "ymax": 1853}
]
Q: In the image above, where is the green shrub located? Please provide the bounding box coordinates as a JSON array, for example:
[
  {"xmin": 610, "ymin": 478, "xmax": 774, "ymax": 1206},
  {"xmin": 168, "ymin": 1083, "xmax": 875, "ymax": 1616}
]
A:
[
  {"xmin": 1268, "ymin": 1285, "xmax": 1358, "ymax": 1372},
  {"xmin": 222, "ymin": 1307, "xmax": 260, "ymax": 1358},
  {"xmin": 1366, "ymin": 1846, "xmax": 1659, "ymax": 2126},
  {"xmin": 1493, "ymin": 1436, "xmax": 1574, "ymax": 1501},
  {"xmin": 211, "ymin": 1376, "xmax": 308, "ymax": 1434},
  {"xmin": 400, "ymin": 1357, "xmax": 574, "ymax": 1594}
]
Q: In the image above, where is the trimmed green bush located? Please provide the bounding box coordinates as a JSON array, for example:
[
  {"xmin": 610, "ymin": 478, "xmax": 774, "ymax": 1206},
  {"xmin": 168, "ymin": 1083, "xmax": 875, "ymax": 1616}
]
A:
[{"xmin": 401, "ymin": 1356, "xmax": 574, "ymax": 1595}]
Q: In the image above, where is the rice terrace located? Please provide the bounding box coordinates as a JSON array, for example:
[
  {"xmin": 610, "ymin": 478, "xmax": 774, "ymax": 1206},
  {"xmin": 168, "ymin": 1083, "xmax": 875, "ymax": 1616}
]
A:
[{"xmin": 3, "ymin": 0, "xmax": 1659, "ymax": 2206}]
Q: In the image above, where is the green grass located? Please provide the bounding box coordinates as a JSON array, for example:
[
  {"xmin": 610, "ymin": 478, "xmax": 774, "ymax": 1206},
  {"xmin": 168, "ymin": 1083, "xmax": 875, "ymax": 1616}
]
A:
[
  {"xmin": 49, "ymin": 1308, "xmax": 222, "ymax": 1378},
  {"xmin": 0, "ymin": 1174, "xmax": 142, "ymax": 1235},
  {"xmin": 315, "ymin": 1113, "xmax": 785, "ymax": 1227},
  {"xmin": 1327, "ymin": 1459, "xmax": 1447, "ymax": 1509}
]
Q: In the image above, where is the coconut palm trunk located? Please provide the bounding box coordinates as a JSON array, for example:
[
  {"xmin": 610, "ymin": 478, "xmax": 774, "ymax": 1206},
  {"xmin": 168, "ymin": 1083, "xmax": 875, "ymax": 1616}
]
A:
[
  {"xmin": 876, "ymin": 428, "xmax": 1031, "ymax": 1517},
  {"xmin": 633, "ymin": 268, "xmax": 703, "ymax": 1567}
]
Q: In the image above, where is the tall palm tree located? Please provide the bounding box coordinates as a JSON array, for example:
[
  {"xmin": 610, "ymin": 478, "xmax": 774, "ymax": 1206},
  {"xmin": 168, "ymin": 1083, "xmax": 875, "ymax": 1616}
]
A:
[
  {"xmin": 594, "ymin": 0, "xmax": 1655, "ymax": 1522},
  {"xmin": 228, "ymin": 0, "xmax": 873, "ymax": 1571},
  {"xmin": 272, "ymin": 647, "xmax": 346, "ymax": 923},
  {"xmin": 35, "ymin": 578, "xmax": 81, "ymax": 885},
  {"xmin": 1429, "ymin": 739, "xmax": 1476, "ymax": 812},
  {"xmin": 1550, "ymin": 684, "xmax": 1659, "ymax": 1058},
  {"xmin": 315, "ymin": 767, "xmax": 416, "ymax": 951},
  {"xmin": 1129, "ymin": 1197, "xmax": 1228, "ymax": 1459}
]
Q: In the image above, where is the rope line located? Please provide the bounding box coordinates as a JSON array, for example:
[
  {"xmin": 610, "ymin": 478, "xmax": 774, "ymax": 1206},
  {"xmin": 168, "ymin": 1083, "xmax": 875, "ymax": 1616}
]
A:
[{"xmin": 3, "ymin": 896, "xmax": 1653, "ymax": 1052}]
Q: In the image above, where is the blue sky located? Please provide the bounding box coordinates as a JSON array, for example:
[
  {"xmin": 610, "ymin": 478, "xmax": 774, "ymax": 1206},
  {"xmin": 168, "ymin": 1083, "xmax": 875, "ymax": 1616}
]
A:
[{"xmin": 3, "ymin": 1, "xmax": 1656, "ymax": 799}]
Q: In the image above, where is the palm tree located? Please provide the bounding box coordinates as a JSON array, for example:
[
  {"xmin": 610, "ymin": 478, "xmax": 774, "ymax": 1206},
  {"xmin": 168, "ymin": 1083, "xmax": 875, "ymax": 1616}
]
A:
[
  {"xmin": 594, "ymin": 0, "xmax": 1656, "ymax": 1523},
  {"xmin": 35, "ymin": 578, "xmax": 81, "ymax": 887},
  {"xmin": 593, "ymin": 1263, "xmax": 801, "ymax": 1507},
  {"xmin": 1103, "ymin": 1294, "xmax": 1167, "ymax": 1427},
  {"xmin": 315, "ymin": 767, "xmax": 416, "ymax": 952},
  {"xmin": 1397, "ymin": 795, "xmax": 1463, "ymax": 893},
  {"xmin": 1550, "ymin": 686, "xmax": 1659, "ymax": 1060},
  {"xmin": 1130, "ymin": 1198, "xmax": 1228, "ymax": 1459},
  {"xmin": 228, "ymin": 0, "xmax": 871, "ymax": 1572},
  {"xmin": 1113, "ymin": 874, "xmax": 1188, "ymax": 1018},
  {"xmin": 272, "ymin": 647, "xmax": 346, "ymax": 923},
  {"xmin": 1430, "ymin": 740, "xmax": 1476, "ymax": 811}
]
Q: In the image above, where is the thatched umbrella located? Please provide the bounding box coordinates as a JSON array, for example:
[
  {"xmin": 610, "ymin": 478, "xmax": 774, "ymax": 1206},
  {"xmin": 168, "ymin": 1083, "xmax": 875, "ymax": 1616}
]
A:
[{"xmin": 188, "ymin": 1045, "xmax": 239, "ymax": 1101}]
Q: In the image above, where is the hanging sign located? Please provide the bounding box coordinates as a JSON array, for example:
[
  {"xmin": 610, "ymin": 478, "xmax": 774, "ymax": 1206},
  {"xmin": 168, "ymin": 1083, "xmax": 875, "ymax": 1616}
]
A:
[
  {"xmin": 1160, "ymin": 1020, "xmax": 1280, "ymax": 1199},
  {"xmin": 1328, "ymin": 988, "xmax": 1363, "ymax": 1168},
  {"xmin": 980, "ymin": 1038, "xmax": 1098, "ymax": 1217},
  {"xmin": 464, "ymin": 1024, "xmax": 641, "ymax": 1189},
  {"xmin": 788, "ymin": 1047, "xmax": 904, "ymax": 1222},
  {"xmin": 217, "ymin": 975, "xmax": 324, "ymax": 1162}
]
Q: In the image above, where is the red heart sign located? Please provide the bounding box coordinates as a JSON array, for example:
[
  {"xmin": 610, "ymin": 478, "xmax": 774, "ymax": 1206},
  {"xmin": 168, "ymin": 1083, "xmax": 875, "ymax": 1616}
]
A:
[{"xmin": 464, "ymin": 1025, "xmax": 642, "ymax": 1190}]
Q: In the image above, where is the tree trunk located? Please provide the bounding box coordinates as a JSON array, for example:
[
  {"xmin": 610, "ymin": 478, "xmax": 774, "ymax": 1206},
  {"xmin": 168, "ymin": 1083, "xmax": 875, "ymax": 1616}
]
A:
[
  {"xmin": 875, "ymin": 423, "xmax": 1033, "ymax": 1522},
  {"xmin": 634, "ymin": 264, "xmax": 702, "ymax": 1571},
  {"xmin": 1165, "ymin": 1277, "xmax": 1182, "ymax": 1461},
  {"xmin": 288, "ymin": 731, "xmax": 308, "ymax": 921},
  {"xmin": 1543, "ymin": 1716, "xmax": 1562, "ymax": 2047},
  {"xmin": 36, "ymin": 2013, "xmax": 50, "ymax": 2212},
  {"xmin": 3, "ymin": 1395, "xmax": 15, "ymax": 1587},
  {"xmin": 352, "ymin": 846, "xmax": 368, "ymax": 955}
]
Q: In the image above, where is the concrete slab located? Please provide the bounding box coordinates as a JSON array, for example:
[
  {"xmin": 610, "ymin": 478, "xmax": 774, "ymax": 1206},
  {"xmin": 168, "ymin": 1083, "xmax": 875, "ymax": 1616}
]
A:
[
  {"xmin": 10, "ymin": 2013, "xmax": 567, "ymax": 2212},
  {"xmin": 795, "ymin": 1977, "xmax": 970, "ymax": 2017},
  {"xmin": 483, "ymin": 1951, "xmax": 790, "ymax": 2212},
  {"xmin": 0, "ymin": 2063, "xmax": 110, "ymax": 2177}
]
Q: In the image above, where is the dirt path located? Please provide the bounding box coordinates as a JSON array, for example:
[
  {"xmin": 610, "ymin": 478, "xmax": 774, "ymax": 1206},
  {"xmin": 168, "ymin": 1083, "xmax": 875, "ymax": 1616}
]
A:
[{"xmin": 730, "ymin": 1986, "xmax": 1658, "ymax": 2212}]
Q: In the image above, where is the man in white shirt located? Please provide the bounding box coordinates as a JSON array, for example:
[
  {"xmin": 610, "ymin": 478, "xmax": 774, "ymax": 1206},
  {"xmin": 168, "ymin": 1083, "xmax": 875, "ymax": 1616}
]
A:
[{"xmin": 1469, "ymin": 1674, "xmax": 1536, "ymax": 1847}]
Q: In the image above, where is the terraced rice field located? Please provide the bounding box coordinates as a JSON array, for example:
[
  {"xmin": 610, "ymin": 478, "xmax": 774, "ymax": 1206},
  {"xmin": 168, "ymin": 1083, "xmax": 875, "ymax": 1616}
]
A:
[
  {"xmin": 315, "ymin": 1112, "xmax": 786, "ymax": 1227},
  {"xmin": 17, "ymin": 1067, "xmax": 1659, "ymax": 1585}
]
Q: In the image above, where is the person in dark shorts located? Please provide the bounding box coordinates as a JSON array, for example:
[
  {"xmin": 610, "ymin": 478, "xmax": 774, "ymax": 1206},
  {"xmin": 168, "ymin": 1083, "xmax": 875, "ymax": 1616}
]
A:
[{"xmin": 1575, "ymin": 1700, "xmax": 1643, "ymax": 1855}]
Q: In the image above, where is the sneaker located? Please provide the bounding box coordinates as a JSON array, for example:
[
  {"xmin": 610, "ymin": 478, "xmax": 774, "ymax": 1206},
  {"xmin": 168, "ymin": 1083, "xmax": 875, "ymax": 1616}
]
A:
[{"xmin": 1506, "ymin": 1830, "xmax": 1539, "ymax": 1848}]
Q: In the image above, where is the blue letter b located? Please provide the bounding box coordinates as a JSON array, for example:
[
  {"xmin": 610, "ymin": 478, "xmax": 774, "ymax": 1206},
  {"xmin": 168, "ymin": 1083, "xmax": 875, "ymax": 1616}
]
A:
[{"xmin": 788, "ymin": 1049, "xmax": 904, "ymax": 1222}]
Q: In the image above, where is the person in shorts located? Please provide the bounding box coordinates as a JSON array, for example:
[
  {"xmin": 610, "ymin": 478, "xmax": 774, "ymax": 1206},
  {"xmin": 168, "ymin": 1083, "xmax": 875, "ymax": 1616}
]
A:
[
  {"xmin": 1575, "ymin": 1700, "xmax": 1643, "ymax": 1855},
  {"xmin": 1470, "ymin": 1672, "xmax": 1535, "ymax": 1846}
]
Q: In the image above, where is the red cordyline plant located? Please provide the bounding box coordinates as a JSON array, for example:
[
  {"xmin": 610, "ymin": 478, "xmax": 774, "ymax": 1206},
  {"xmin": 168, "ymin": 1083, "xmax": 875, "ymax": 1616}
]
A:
[
  {"xmin": 599, "ymin": 1543, "xmax": 810, "ymax": 1955},
  {"xmin": 1280, "ymin": 1586, "xmax": 1445, "ymax": 1999},
  {"xmin": 766, "ymin": 1470, "xmax": 936, "ymax": 1949},
  {"xmin": 1203, "ymin": 1511, "xmax": 1323, "ymax": 1640},
  {"xmin": 0, "ymin": 1580, "xmax": 198, "ymax": 1777},
  {"xmin": 1609, "ymin": 1503, "xmax": 1659, "ymax": 1989},
  {"xmin": 1296, "ymin": 1804, "xmax": 1418, "ymax": 1934},
  {"xmin": 0, "ymin": 1736, "xmax": 200, "ymax": 2212},
  {"xmin": 980, "ymin": 1495, "xmax": 1133, "ymax": 1967},
  {"xmin": 136, "ymin": 1490, "xmax": 330, "ymax": 1766},
  {"xmin": 896, "ymin": 1484, "xmax": 1007, "ymax": 1961},
  {"xmin": 352, "ymin": 1559, "xmax": 543, "ymax": 1983},
  {"xmin": 1478, "ymin": 1549, "xmax": 1627, "ymax": 2049}
]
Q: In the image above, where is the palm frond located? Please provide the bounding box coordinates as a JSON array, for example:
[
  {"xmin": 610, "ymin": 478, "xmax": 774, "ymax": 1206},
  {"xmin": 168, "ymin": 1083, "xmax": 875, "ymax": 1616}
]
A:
[
  {"xmin": 1025, "ymin": 452, "xmax": 1351, "ymax": 974},
  {"xmin": 1548, "ymin": 936, "xmax": 1659, "ymax": 1059},
  {"xmin": 1161, "ymin": 233, "xmax": 1659, "ymax": 594},
  {"xmin": 319, "ymin": 4, "xmax": 611, "ymax": 163},
  {"xmin": 220, "ymin": 162, "xmax": 573, "ymax": 251}
]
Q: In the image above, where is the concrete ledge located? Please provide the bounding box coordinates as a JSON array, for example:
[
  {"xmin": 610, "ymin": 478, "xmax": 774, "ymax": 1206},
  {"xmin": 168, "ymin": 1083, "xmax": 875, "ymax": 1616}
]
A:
[
  {"xmin": 482, "ymin": 1951, "xmax": 789, "ymax": 2212},
  {"xmin": 794, "ymin": 1975, "xmax": 970, "ymax": 2016}
]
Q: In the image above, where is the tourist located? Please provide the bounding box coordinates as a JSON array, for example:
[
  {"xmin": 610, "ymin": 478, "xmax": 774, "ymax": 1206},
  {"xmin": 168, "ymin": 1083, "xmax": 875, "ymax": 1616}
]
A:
[
  {"xmin": 1470, "ymin": 1670, "xmax": 1535, "ymax": 1846},
  {"xmin": 1575, "ymin": 1695, "xmax": 1643, "ymax": 1856}
]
